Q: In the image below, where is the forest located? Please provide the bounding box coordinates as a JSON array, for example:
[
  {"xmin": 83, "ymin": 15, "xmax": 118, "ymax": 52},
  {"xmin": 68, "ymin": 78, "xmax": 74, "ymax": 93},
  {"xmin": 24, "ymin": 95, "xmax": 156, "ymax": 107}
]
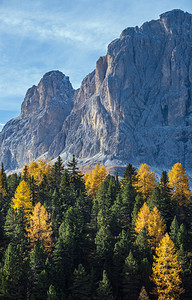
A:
[{"xmin": 0, "ymin": 155, "xmax": 192, "ymax": 300}]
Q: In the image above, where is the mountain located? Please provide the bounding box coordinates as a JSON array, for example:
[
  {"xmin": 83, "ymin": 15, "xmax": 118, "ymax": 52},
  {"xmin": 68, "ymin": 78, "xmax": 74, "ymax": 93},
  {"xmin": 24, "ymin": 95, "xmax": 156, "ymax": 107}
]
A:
[
  {"xmin": 0, "ymin": 71, "xmax": 74, "ymax": 170},
  {"xmin": 1, "ymin": 9, "xmax": 192, "ymax": 172}
]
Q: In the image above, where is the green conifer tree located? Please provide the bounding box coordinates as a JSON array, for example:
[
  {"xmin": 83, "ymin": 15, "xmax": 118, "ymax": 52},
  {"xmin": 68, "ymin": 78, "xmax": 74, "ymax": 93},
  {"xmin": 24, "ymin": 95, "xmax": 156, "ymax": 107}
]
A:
[
  {"xmin": 170, "ymin": 216, "xmax": 179, "ymax": 248},
  {"xmin": 95, "ymin": 270, "xmax": 114, "ymax": 300},
  {"xmin": 47, "ymin": 284, "xmax": 57, "ymax": 300},
  {"xmin": 70, "ymin": 264, "xmax": 91, "ymax": 300},
  {"xmin": 121, "ymin": 250, "xmax": 140, "ymax": 300}
]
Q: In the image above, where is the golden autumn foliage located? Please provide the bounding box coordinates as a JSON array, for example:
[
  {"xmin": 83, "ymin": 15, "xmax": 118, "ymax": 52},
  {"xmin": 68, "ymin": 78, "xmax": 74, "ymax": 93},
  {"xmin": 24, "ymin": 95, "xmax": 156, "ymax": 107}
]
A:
[
  {"xmin": 135, "ymin": 203, "xmax": 166, "ymax": 250},
  {"xmin": 84, "ymin": 164, "xmax": 107, "ymax": 197},
  {"xmin": 12, "ymin": 180, "xmax": 33, "ymax": 216},
  {"xmin": 23, "ymin": 158, "xmax": 52, "ymax": 184},
  {"xmin": 148, "ymin": 207, "xmax": 166, "ymax": 250},
  {"xmin": 138, "ymin": 286, "xmax": 150, "ymax": 300},
  {"xmin": 135, "ymin": 202, "xmax": 150, "ymax": 234},
  {"xmin": 135, "ymin": 164, "xmax": 156, "ymax": 200},
  {"xmin": 152, "ymin": 233, "xmax": 184, "ymax": 300},
  {"xmin": 26, "ymin": 202, "xmax": 53, "ymax": 254},
  {"xmin": 168, "ymin": 162, "xmax": 191, "ymax": 206}
]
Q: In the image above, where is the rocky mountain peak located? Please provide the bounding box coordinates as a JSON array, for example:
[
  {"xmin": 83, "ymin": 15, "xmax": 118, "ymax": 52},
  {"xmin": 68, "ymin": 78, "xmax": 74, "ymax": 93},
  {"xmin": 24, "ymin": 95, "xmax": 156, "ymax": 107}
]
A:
[
  {"xmin": 1, "ymin": 10, "xmax": 192, "ymax": 172},
  {"xmin": 159, "ymin": 9, "xmax": 192, "ymax": 35},
  {"xmin": 21, "ymin": 70, "xmax": 74, "ymax": 117}
]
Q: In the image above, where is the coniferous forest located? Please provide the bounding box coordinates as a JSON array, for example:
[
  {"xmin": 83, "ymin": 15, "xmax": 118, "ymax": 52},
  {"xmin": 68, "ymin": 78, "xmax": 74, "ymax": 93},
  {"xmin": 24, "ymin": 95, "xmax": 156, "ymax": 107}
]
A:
[{"xmin": 0, "ymin": 155, "xmax": 192, "ymax": 299}]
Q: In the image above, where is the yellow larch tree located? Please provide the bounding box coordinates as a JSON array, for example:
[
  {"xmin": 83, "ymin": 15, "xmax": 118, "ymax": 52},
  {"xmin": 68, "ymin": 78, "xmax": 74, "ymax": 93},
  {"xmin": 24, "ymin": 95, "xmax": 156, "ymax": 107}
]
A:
[
  {"xmin": 23, "ymin": 158, "xmax": 52, "ymax": 184},
  {"xmin": 26, "ymin": 202, "xmax": 53, "ymax": 255},
  {"xmin": 135, "ymin": 202, "xmax": 150, "ymax": 234},
  {"xmin": 12, "ymin": 180, "xmax": 33, "ymax": 216},
  {"xmin": 152, "ymin": 233, "xmax": 184, "ymax": 300},
  {"xmin": 135, "ymin": 164, "xmax": 156, "ymax": 200},
  {"xmin": 168, "ymin": 162, "xmax": 191, "ymax": 206},
  {"xmin": 148, "ymin": 206, "xmax": 166, "ymax": 250},
  {"xmin": 84, "ymin": 164, "xmax": 107, "ymax": 197}
]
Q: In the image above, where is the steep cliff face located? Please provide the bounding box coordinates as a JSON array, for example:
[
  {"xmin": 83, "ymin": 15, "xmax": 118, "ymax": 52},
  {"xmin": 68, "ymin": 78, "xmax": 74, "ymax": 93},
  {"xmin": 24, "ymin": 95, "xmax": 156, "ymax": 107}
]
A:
[
  {"xmin": 1, "ymin": 9, "xmax": 192, "ymax": 171},
  {"xmin": 0, "ymin": 71, "xmax": 74, "ymax": 170},
  {"xmin": 49, "ymin": 9, "xmax": 192, "ymax": 169}
]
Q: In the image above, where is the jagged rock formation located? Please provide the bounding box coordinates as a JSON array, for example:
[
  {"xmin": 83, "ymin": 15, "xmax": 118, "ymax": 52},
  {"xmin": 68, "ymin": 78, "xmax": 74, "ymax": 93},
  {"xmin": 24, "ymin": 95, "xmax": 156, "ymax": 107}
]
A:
[
  {"xmin": 1, "ymin": 9, "xmax": 192, "ymax": 171},
  {"xmin": 0, "ymin": 71, "xmax": 74, "ymax": 170},
  {"xmin": 50, "ymin": 9, "xmax": 192, "ymax": 170}
]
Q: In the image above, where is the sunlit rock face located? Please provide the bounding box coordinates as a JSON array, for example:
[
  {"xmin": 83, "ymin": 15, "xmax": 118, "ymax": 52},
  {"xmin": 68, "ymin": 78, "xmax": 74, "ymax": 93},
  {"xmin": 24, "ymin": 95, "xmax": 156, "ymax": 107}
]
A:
[
  {"xmin": 0, "ymin": 71, "xmax": 74, "ymax": 170},
  {"xmin": 51, "ymin": 9, "xmax": 192, "ymax": 169},
  {"xmin": 1, "ymin": 9, "xmax": 192, "ymax": 171}
]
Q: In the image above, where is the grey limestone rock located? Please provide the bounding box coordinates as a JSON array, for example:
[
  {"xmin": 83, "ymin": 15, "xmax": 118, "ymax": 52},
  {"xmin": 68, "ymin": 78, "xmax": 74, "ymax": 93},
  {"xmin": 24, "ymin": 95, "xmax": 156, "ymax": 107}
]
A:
[
  {"xmin": 51, "ymin": 9, "xmax": 192, "ymax": 171},
  {"xmin": 0, "ymin": 71, "xmax": 74, "ymax": 170},
  {"xmin": 1, "ymin": 9, "xmax": 192, "ymax": 172}
]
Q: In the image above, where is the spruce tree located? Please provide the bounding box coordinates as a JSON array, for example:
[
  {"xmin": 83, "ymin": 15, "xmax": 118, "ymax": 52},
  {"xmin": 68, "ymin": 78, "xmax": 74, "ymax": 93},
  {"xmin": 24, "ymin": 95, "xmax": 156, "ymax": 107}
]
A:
[
  {"xmin": 131, "ymin": 194, "xmax": 143, "ymax": 229},
  {"xmin": 47, "ymin": 284, "xmax": 57, "ymax": 300},
  {"xmin": 70, "ymin": 264, "xmax": 91, "ymax": 300},
  {"xmin": 0, "ymin": 243, "xmax": 27, "ymax": 299},
  {"xmin": 170, "ymin": 216, "xmax": 179, "ymax": 248},
  {"xmin": 4, "ymin": 207, "xmax": 27, "ymax": 247},
  {"xmin": 95, "ymin": 270, "xmax": 114, "ymax": 300},
  {"xmin": 121, "ymin": 163, "xmax": 137, "ymax": 186},
  {"xmin": 121, "ymin": 250, "xmax": 140, "ymax": 300}
]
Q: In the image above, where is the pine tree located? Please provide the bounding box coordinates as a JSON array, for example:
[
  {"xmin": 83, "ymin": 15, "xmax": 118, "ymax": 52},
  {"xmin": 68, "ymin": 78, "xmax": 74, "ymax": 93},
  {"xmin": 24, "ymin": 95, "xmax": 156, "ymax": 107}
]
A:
[
  {"xmin": 95, "ymin": 225, "xmax": 113, "ymax": 273},
  {"xmin": 7, "ymin": 173, "xmax": 20, "ymax": 198},
  {"xmin": 12, "ymin": 180, "xmax": 33, "ymax": 216},
  {"xmin": 47, "ymin": 284, "xmax": 57, "ymax": 300},
  {"xmin": 70, "ymin": 264, "xmax": 91, "ymax": 300},
  {"xmin": 29, "ymin": 175, "xmax": 39, "ymax": 206},
  {"xmin": 139, "ymin": 258, "xmax": 152, "ymax": 294},
  {"xmin": 0, "ymin": 243, "xmax": 28, "ymax": 299},
  {"xmin": 120, "ymin": 182, "xmax": 136, "ymax": 227},
  {"xmin": 95, "ymin": 270, "xmax": 114, "ymax": 300},
  {"xmin": 4, "ymin": 207, "xmax": 27, "ymax": 247},
  {"xmin": 1, "ymin": 163, "xmax": 7, "ymax": 192},
  {"xmin": 0, "ymin": 171, "xmax": 7, "ymax": 197},
  {"xmin": 170, "ymin": 216, "xmax": 179, "ymax": 248},
  {"xmin": 131, "ymin": 194, "xmax": 143, "ymax": 229},
  {"xmin": 113, "ymin": 230, "xmax": 131, "ymax": 295},
  {"xmin": 26, "ymin": 202, "xmax": 53, "ymax": 255},
  {"xmin": 52, "ymin": 237, "xmax": 67, "ymax": 292},
  {"xmin": 177, "ymin": 223, "xmax": 187, "ymax": 250},
  {"xmin": 135, "ymin": 227, "xmax": 151, "ymax": 260},
  {"xmin": 30, "ymin": 241, "xmax": 49, "ymax": 300},
  {"xmin": 158, "ymin": 170, "xmax": 173, "ymax": 227},
  {"xmin": 121, "ymin": 250, "xmax": 140, "ymax": 300},
  {"xmin": 151, "ymin": 233, "xmax": 184, "ymax": 299},
  {"xmin": 22, "ymin": 163, "xmax": 29, "ymax": 181},
  {"xmin": 121, "ymin": 163, "xmax": 137, "ymax": 187}
]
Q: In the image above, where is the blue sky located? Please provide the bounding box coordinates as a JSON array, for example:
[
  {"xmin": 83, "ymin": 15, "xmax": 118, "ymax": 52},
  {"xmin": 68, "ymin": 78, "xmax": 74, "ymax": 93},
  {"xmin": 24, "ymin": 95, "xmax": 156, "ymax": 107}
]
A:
[{"xmin": 0, "ymin": 0, "xmax": 191, "ymax": 129}]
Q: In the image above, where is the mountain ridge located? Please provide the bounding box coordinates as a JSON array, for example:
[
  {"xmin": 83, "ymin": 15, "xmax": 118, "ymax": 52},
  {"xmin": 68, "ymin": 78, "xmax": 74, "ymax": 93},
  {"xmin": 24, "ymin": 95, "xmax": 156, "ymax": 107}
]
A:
[{"xmin": 1, "ymin": 9, "xmax": 192, "ymax": 172}]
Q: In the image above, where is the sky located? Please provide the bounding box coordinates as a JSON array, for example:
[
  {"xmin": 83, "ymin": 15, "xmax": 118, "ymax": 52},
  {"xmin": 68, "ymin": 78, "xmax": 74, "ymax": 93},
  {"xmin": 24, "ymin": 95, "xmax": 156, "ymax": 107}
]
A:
[{"xmin": 0, "ymin": 0, "xmax": 191, "ymax": 130}]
